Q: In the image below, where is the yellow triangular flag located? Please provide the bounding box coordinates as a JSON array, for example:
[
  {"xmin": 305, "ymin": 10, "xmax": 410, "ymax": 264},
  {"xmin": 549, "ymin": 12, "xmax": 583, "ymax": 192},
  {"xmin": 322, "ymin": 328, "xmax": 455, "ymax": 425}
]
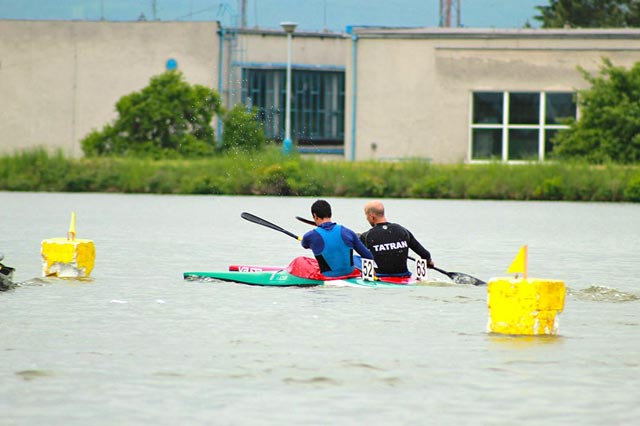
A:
[
  {"xmin": 68, "ymin": 211, "xmax": 76, "ymax": 241},
  {"xmin": 507, "ymin": 245, "xmax": 527, "ymax": 278}
]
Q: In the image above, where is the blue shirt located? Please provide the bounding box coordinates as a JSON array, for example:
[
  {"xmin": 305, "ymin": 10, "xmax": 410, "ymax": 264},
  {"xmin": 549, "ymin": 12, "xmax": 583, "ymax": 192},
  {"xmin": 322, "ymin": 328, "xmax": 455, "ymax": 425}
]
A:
[{"xmin": 301, "ymin": 222, "xmax": 373, "ymax": 277}]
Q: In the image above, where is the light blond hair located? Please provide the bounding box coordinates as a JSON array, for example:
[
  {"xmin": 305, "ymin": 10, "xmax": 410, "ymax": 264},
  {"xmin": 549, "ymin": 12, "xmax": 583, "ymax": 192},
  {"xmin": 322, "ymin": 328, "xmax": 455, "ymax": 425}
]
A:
[{"xmin": 364, "ymin": 200, "xmax": 385, "ymax": 217}]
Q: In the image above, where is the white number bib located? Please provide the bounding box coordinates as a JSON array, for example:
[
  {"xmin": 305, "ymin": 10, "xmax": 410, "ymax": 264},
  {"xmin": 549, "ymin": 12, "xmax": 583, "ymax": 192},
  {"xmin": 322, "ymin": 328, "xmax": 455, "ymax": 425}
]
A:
[
  {"xmin": 361, "ymin": 258, "xmax": 376, "ymax": 281},
  {"xmin": 416, "ymin": 258, "xmax": 429, "ymax": 281}
]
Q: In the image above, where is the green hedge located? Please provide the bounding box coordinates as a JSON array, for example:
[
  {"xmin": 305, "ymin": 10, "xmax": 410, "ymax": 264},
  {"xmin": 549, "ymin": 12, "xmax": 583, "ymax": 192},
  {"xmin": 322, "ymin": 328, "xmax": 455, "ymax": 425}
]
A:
[{"xmin": 1, "ymin": 147, "xmax": 639, "ymax": 202}]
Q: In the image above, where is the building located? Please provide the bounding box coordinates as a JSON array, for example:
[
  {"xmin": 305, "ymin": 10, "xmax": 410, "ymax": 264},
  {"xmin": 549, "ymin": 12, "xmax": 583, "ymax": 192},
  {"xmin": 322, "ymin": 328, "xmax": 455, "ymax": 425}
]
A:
[
  {"xmin": 346, "ymin": 27, "xmax": 640, "ymax": 163},
  {"xmin": 2, "ymin": 20, "xmax": 639, "ymax": 163}
]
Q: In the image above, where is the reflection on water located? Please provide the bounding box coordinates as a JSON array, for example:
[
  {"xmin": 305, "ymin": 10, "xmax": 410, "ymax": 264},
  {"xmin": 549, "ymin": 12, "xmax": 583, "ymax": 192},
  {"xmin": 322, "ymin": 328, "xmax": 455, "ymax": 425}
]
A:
[
  {"xmin": 15, "ymin": 369, "xmax": 54, "ymax": 381},
  {"xmin": 18, "ymin": 276, "xmax": 95, "ymax": 286},
  {"xmin": 487, "ymin": 334, "xmax": 565, "ymax": 348}
]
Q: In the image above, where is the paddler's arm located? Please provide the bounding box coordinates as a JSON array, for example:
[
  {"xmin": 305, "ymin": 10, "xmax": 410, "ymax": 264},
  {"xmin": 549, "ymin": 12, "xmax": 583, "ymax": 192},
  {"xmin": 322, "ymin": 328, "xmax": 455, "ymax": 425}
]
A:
[
  {"xmin": 301, "ymin": 230, "xmax": 325, "ymax": 255},
  {"xmin": 300, "ymin": 230, "xmax": 313, "ymax": 250},
  {"xmin": 407, "ymin": 229, "xmax": 434, "ymax": 268},
  {"xmin": 352, "ymin": 233, "xmax": 374, "ymax": 259},
  {"xmin": 340, "ymin": 226, "xmax": 373, "ymax": 259}
]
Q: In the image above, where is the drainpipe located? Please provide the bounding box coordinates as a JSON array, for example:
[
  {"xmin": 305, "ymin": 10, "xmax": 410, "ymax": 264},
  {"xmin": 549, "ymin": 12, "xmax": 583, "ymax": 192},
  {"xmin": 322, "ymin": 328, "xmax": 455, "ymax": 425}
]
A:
[
  {"xmin": 350, "ymin": 32, "xmax": 358, "ymax": 161},
  {"xmin": 217, "ymin": 26, "xmax": 226, "ymax": 148}
]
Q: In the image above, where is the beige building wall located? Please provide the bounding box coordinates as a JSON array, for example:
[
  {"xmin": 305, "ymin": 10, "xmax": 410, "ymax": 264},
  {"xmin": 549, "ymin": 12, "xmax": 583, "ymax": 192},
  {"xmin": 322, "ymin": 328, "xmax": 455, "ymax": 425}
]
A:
[
  {"xmin": 346, "ymin": 28, "xmax": 640, "ymax": 163},
  {"xmin": 3, "ymin": 21, "xmax": 640, "ymax": 163},
  {"xmin": 234, "ymin": 30, "xmax": 346, "ymax": 64},
  {"xmin": 0, "ymin": 20, "xmax": 219, "ymax": 156}
]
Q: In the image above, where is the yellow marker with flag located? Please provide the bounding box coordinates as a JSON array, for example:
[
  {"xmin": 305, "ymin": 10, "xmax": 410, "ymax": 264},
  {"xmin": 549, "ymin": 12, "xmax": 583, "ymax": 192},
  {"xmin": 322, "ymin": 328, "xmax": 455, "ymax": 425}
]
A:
[
  {"xmin": 487, "ymin": 245, "xmax": 566, "ymax": 336},
  {"xmin": 506, "ymin": 244, "xmax": 527, "ymax": 279},
  {"xmin": 41, "ymin": 212, "xmax": 95, "ymax": 278}
]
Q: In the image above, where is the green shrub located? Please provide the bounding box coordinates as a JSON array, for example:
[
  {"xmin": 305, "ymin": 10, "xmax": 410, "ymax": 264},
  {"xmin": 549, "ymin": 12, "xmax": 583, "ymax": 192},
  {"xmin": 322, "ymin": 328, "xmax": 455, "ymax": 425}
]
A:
[
  {"xmin": 553, "ymin": 58, "xmax": 640, "ymax": 164},
  {"xmin": 81, "ymin": 71, "xmax": 221, "ymax": 159},
  {"xmin": 624, "ymin": 174, "xmax": 640, "ymax": 201},
  {"xmin": 221, "ymin": 104, "xmax": 267, "ymax": 152},
  {"xmin": 409, "ymin": 175, "xmax": 449, "ymax": 198},
  {"xmin": 1, "ymin": 148, "xmax": 639, "ymax": 202},
  {"xmin": 533, "ymin": 176, "xmax": 564, "ymax": 200}
]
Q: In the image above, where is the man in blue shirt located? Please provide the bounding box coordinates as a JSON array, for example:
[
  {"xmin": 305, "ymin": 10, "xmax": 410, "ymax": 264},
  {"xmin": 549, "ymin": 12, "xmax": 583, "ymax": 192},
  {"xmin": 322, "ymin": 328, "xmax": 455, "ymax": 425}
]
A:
[{"xmin": 301, "ymin": 200, "xmax": 373, "ymax": 277}]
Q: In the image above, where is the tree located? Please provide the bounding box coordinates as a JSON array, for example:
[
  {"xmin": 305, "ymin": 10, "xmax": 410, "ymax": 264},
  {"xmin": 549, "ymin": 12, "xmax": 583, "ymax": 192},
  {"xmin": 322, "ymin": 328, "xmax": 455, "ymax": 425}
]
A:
[
  {"xmin": 534, "ymin": 0, "xmax": 640, "ymax": 28},
  {"xmin": 553, "ymin": 58, "xmax": 640, "ymax": 164},
  {"xmin": 220, "ymin": 104, "xmax": 267, "ymax": 152},
  {"xmin": 82, "ymin": 71, "xmax": 221, "ymax": 158}
]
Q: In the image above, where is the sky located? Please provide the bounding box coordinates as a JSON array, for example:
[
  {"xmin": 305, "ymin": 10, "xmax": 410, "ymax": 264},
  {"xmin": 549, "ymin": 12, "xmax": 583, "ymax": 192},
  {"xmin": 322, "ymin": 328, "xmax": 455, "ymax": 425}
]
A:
[{"xmin": 0, "ymin": 1, "xmax": 546, "ymax": 31}]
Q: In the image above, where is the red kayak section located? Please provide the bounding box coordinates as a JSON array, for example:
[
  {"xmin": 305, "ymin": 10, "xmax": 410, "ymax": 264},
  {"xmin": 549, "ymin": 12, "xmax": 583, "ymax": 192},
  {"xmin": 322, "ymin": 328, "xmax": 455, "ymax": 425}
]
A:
[
  {"xmin": 285, "ymin": 256, "xmax": 362, "ymax": 280},
  {"xmin": 229, "ymin": 257, "xmax": 415, "ymax": 284},
  {"xmin": 373, "ymin": 276, "xmax": 415, "ymax": 284},
  {"xmin": 230, "ymin": 257, "xmax": 360, "ymax": 280},
  {"xmin": 229, "ymin": 265, "xmax": 282, "ymax": 272}
]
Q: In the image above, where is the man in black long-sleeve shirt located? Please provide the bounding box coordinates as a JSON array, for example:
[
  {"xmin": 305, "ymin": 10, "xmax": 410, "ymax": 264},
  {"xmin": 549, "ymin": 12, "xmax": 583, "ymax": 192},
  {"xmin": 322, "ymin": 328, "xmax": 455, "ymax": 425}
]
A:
[{"xmin": 359, "ymin": 200, "xmax": 435, "ymax": 277}]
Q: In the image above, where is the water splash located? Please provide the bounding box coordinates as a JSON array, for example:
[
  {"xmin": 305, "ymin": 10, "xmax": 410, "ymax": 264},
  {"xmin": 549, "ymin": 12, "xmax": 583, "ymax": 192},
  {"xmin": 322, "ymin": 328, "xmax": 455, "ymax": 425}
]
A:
[{"xmin": 569, "ymin": 285, "xmax": 639, "ymax": 302}]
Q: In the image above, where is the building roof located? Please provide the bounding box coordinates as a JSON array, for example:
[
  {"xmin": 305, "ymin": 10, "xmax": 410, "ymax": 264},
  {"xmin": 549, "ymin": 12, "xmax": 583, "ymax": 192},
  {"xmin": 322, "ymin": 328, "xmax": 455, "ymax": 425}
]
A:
[{"xmin": 351, "ymin": 26, "xmax": 640, "ymax": 40}]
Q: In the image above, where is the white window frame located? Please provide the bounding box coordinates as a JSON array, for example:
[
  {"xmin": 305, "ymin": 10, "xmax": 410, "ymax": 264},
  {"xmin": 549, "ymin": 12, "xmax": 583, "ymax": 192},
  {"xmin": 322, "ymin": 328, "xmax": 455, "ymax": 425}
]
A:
[{"xmin": 469, "ymin": 91, "xmax": 576, "ymax": 163}]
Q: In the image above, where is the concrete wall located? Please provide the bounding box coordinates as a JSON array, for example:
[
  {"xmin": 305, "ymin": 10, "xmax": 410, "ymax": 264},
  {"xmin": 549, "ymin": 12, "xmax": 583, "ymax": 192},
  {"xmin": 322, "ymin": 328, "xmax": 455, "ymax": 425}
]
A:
[
  {"xmin": 346, "ymin": 28, "xmax": 640, "ymax": 163},
  {"xmin": 0, "ymin": 20, "xmax": 219, "ymax": 156},
  {"xmin": 234, "ymin": 29, "xmax": 346, "ymax": 65}
]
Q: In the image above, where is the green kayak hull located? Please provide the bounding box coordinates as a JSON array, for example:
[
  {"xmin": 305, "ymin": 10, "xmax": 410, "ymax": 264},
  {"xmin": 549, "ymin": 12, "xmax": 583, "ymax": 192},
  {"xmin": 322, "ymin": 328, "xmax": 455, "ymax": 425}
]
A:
[
  {"xmin": 184, "ymin": 270, "xmax": 321, "ymax": 286},
  {"xmin": 183, "ymin": 270, "xmax": 422, "ymax": 287}
]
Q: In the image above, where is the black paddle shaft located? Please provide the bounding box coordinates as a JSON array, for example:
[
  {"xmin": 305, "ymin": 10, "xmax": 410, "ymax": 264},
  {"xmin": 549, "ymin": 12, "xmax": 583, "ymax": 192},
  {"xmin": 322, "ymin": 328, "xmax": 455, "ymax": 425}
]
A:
[{"xmin": 241, "ymin": 212, "xmax": 301, "ymax": 241}]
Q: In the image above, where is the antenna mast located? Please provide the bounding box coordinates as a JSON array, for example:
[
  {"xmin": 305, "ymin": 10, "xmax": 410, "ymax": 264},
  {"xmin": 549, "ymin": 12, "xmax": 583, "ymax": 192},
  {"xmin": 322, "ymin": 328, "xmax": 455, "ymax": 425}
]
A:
[
  {"xmin": 151, "ymin": 0, "xmax": 157, "ymax": 20},
  {"xmin": 439, "ymin": 0, "xmax": 461, "ymax": 27}
]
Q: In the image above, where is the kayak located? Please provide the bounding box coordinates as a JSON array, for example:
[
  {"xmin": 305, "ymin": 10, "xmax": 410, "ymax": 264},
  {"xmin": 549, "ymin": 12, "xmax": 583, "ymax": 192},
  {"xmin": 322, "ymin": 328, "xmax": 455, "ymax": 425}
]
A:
[
  {"xmin": 183, "ymin": 264, "xmax": 425, "ymax": 288},
  {"xmin": 228, "ymin": 214, "xmax": 486, "ymax": 286}
]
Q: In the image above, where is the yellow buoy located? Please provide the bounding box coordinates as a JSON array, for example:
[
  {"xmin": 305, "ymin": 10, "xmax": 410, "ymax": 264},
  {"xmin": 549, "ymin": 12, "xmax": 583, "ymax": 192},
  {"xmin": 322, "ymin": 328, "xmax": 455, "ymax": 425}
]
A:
[
  {"xmin": 41, "ymin": 212, "xmax": 95, "ymax": 278},
  {"xmin": 487, "ymin": 245, "xmax": 566, "ymax": 336}
]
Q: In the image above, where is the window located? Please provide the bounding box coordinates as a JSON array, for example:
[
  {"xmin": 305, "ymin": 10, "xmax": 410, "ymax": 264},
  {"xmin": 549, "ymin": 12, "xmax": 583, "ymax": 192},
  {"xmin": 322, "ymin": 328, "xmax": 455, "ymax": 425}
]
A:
[
  {"xmin": 470, "ymin": 92, "xmax": 576, "ymax": 161},
  {"xmin": 241, "ymin": 68, "xmax": 345, "ymax": 146}
]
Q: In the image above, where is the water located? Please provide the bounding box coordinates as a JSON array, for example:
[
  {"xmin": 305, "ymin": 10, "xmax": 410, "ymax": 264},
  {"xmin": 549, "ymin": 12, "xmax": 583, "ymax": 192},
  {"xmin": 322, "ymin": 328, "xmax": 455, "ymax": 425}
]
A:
[{"xmin": 1, "ymin": 192, "xmax": 639, "ymax": 425}]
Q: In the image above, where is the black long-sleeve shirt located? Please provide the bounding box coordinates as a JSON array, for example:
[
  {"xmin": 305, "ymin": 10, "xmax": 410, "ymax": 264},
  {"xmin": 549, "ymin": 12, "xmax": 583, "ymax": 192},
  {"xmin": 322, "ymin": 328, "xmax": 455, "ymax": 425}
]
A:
[{"xmin": 359, "ymin": 222, "xmax": 431, "ymax": 276}]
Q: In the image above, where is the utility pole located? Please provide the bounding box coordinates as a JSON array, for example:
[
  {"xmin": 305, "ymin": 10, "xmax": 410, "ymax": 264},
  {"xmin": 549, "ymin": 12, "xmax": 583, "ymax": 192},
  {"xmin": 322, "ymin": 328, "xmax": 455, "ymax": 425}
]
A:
[
  {"xmin": 151, "ymin": 0, "xmax": 157, "ymax": 21},
  {"xmin": 439, "ymin": 0, "xmax": 461, "ymax": 28},
  {"xmin": 239, "ymin": 0, "xmax": 247, "ymax": 28}
]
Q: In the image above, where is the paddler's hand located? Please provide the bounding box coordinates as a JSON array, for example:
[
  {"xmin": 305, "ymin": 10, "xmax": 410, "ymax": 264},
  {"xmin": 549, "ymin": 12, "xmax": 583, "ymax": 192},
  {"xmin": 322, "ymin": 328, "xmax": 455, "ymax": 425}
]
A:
[{"xmin": 427, "ymin": 260, "xmax": 435, "ymax": 269}]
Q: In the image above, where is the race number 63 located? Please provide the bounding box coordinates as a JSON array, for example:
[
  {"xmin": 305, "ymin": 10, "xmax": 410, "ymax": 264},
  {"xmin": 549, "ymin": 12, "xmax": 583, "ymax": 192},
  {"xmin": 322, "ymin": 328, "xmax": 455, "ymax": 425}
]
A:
[{"xmin": 416, "ymin": 258, "xmax": 428, "ymax": 281}]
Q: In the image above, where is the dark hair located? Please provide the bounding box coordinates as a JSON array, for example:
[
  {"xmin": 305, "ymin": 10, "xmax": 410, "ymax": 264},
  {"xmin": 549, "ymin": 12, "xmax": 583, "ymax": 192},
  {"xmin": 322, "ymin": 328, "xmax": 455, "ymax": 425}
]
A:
[{"xmin": 311, "ymin": 199, "xmax": 332, "ymax": 219}]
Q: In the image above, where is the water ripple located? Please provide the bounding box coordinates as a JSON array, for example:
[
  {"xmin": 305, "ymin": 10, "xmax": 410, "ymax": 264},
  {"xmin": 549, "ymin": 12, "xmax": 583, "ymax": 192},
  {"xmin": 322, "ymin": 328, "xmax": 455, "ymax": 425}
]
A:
[
  {"xmin": 15, "ymin": 370, "xmax": 53, "ymax": 381},
  {"xmin": 569, "ymin": 285, "xmax": 639, "ymax": 302}
]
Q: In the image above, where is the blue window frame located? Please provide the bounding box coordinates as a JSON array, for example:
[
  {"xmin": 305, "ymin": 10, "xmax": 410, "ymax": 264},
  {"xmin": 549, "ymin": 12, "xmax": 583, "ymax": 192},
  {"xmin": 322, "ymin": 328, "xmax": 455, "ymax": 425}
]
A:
[{"xmin": 241, "ymin": 68, "xmax": 345, "ymax": 146}]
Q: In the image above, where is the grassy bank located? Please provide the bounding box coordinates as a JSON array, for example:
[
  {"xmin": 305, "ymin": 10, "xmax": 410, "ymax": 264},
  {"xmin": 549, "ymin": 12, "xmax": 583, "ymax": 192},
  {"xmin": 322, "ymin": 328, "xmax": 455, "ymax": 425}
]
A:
[{"xmin": 1, "ymin": 148, "xmax": 639, "ymax": 202}]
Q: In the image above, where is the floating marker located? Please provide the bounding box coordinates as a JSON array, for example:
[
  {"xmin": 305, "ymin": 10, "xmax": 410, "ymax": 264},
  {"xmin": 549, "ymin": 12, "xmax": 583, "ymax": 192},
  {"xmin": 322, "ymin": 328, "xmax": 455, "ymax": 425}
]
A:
[
  {"xmin": 41, "ymin": 212, "xmax": 95, "ymax": 278},
  {"xmin": 487, "ymin": 245, "xmax": 566, "ymax": 336}
]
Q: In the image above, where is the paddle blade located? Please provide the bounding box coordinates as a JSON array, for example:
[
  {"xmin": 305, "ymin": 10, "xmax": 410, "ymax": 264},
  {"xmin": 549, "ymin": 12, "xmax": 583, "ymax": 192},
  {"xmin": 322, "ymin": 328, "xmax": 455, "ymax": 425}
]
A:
[
  {"xmin": 295, "ymin": 216, "xmax": 316, "ymax": 226},
  {"xmin": 447, "ymin": 272, "xmax": 486, "ymax": 286},
  {"xmin": 241, "ymin": 212, "xmax": 301, "ymax": 240},
  {"xmin": 241, "ymin": 212, "xmax": 273, "ymax": 227},
  {"xmin": 431, "ymin": 266, "xmax": 486, "ymax": 286}
]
